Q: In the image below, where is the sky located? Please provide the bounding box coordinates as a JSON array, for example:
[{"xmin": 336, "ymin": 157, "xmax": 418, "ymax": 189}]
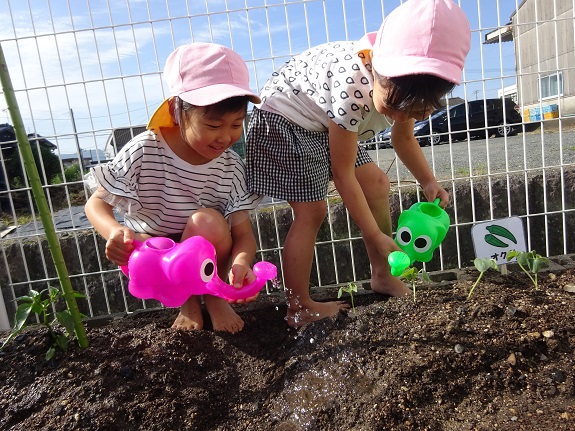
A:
[{"xmin": 0, "ymin": 0, "xmax": 519, "ymax": 156}]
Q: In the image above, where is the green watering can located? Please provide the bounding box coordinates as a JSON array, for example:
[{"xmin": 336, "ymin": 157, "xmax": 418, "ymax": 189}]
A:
[{"xmin": 388, "ymin": 198, "xmax": 450, "ymax": 276}]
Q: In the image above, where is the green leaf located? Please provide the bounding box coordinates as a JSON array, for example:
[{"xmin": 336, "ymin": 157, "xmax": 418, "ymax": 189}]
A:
[
  {"xmin": 531, "ymin": 257, "xmax": 549, "ymax": 273},
  {"xmin": 30, "ymin": 301, "xmax": 45, "ymax": 316},
  {"xmin": 45, "ymin": 346, "xmax": 56, "ymax": 361},
  {"xmin": 337, "ymin": 288, "xmax": 343, "ymax": 299},
  {"xmin": 420, "ymin": 270, "xmax": 431, "ymax": 282},
  {"xmin": 1, "ymin": 331, "xmax": 21, "ymax": 351},
  {"xmin": 55, "ymin": 335, "xmax": 69, "ymax": 351},
  {"xmin": 506, "ymin": 250, "xmax": 518, "ymax": 261},
  {"xmin": 14, "ymin": 295, "xmax": 34, "ymax": 303},
  {"xmin": 56, "ymin": 310, "xmax": 75, "ymax": 336},
  {"xmin": 400, "ymin": 267, "xmax": 418, "ymax": 281},
  {"xmin": 516, "ymin": 252, "xmax": 529, "ymax": 267},
  {"xmin": 489, "ymin": 260, "xmax": 500, "ymax": 271},
  {"xmin": 13, "ymin": 302, "xmax": 33, "ymax": 332},
  {"xmin": 474, "ymin": 257, "xmax": 492, "ymax": 273}
]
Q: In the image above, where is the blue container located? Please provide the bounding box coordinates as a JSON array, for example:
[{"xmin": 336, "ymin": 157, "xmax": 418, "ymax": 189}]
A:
[{"xmin": 530, "ymin": 107, "xmax": 541, "ymax": 121}]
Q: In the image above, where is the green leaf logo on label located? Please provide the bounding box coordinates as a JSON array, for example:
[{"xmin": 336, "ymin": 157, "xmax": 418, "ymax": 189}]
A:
[{"xmin": 484, "ymin": 224, "xmax": 518, "ymax": 248}]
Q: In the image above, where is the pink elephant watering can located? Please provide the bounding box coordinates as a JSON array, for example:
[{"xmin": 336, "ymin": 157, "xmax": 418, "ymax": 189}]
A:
[{"xmin": 121, "ymin": 236, "xmax": 277, "ymax": 307}]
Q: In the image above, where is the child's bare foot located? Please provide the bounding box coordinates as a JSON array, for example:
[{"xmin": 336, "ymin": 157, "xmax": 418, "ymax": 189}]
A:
[
  {"xmin": 204, "ymin": 295, "xmax": 245, "ymax": 333},
  {"xmin": 172, "ymin": 296, "xmax": 203, "ymax": 330},
  {"xmin": 370, "ymin": 273, "xmax": 411, "ymax": 297},
  {"xmin": 286, "ymin": 300, "xmax": 349, "ymax": 328}
]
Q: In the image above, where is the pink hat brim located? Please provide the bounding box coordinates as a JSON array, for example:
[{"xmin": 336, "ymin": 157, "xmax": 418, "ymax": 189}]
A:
[
  {"xmin": 372, "ymin": 55, "xmax": 463, "ymax": 85},
  {"xmin": 179, "ymin": 83, "xmax": 261, "ymax": 107}
]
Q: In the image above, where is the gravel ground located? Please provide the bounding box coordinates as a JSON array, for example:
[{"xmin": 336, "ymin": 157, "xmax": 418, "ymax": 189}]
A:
[
  {"xmin": 5, "ymin": 128, "xmax": 575, "ymax": 238},
  {"xmin": 368, "ymin": 127, "xmax": 575, "ymax": 183}
]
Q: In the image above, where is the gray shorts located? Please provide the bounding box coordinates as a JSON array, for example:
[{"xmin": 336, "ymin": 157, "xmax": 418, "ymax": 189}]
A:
[{"xmin": 245, "ymin": 108, "xmax": 373, "ymax": 202}]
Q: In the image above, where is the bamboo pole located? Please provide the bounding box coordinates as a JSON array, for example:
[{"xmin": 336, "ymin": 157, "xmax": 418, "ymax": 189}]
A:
[{"xmin": 0, "ymin": 43, "xmax": 88, "ymax": 348}]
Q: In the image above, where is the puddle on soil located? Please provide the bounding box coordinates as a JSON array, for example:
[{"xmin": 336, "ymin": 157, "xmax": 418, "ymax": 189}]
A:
[{"xmin": 270, "ymin": 349, "xmax": 370, "ymax": 429}]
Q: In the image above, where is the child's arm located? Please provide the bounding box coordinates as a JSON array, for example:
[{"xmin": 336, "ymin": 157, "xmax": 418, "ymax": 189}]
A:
[
  {"xmin": 85, "ymin": 187, "xmax": 135, "ymax": 266},
  {"xmin": 328, "ymin": 121, "xmax": 401, "ymax": 255},
  {"xmin": 390, "ymin": 120, "xmax": 450, "ymax": 207},
  {"xmin": 228, "ymin": 210, "xmax": 258, "ymax": 288}
]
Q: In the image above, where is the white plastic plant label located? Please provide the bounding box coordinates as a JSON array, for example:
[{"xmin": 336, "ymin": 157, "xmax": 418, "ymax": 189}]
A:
[{"xmin": 471, "ymin": 217, "xmax": 527, "ymax": 265}]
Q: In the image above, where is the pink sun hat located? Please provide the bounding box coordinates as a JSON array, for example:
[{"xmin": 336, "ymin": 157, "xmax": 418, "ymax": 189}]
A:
[
  {"xmin": 148, "ymin": 43, "xmax": 261, "ymax": 130},
  {"xmin": 371, "ymin": 0, "xmax": 471, "ymax": 85}
]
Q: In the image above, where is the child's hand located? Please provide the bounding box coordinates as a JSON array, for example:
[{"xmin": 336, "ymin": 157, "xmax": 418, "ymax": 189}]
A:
[
  {"xmin": 365, "ymin": 230, "xmax": 403, "ymax": 261},
  {"xmin": 229, "ymin": 264, "xmax": 256, "ymax": 288},
  {"xmin": 422, "ymin": 181, "xmax": 450, "ymax": 208},
  {"xmin": 105, "ymin": 227, "xmax": 135, "ymax": 266},
  {"xmin": 228, "ymin": 264, "xmax": 258, "ymax": 304}
]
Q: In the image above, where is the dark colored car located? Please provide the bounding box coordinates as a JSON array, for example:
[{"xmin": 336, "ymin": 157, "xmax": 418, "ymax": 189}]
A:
[
  {"xmin": 413, "ymin": 98, "xmax": 523, "ymax": 146},
  {"xmin": 359, "ymin": 130, "xmax": 392, "ymax": 150}
]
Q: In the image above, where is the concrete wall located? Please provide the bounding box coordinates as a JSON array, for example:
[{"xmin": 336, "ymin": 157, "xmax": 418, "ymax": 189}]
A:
[{"xmin": 1, "ymin": 166, "xmax": 574, "ymax": 325}]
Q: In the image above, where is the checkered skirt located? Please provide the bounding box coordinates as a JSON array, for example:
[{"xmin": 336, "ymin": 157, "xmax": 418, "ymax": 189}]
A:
[{"xmin": 246, "ymin": 108, "xmax": 372, "ymax": 202}]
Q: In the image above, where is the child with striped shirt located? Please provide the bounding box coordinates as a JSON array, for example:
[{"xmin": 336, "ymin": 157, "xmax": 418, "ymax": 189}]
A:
[{"xmin": 85, "ymin": 43, "xmax": 262, "ymax": 333}]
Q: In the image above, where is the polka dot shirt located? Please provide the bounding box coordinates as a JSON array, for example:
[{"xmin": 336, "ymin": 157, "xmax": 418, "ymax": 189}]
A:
[{"xmin": 258, "ymin": 39, "xmax": 390, "ymax": 141}]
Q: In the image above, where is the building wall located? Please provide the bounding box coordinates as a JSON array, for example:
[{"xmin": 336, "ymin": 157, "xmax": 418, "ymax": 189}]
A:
[{"xmin": 514, "ymin": 0, "xmax": 574, "ymax": 114}]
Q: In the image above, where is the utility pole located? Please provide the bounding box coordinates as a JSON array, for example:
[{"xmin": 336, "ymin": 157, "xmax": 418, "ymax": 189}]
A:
[
  {"xmin": 473, "ymin": 90, "xmax": 480, "ymax": 100},
  {"xmin": 69, "ymin": 108, "xmax": 84, "ymax": 172}
]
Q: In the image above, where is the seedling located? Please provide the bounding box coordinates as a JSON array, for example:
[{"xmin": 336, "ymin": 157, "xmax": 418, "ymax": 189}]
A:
[
  {"xmin": 338, "ymin": 282, "xmax": 358, "ymax": 314},
  {"xmin": 1, "ymin": 286, "xmax": 85, "ymax": 360},
  {"xmin": 507, "ymin": 250, "xmax": 549, "ymax": 290},
  {"xmin": 400, "ymin": 266, "xmax": 431, "ymax": 303},
  {"xmin": 468, "ymin": 257, "xmax": 500, "ymax": 299}
]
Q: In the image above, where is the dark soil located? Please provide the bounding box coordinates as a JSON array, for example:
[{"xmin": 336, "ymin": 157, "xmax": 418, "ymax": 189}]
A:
[{"xmin": 1, "ymin": 262, "xmax": 575, "ymax": 431}]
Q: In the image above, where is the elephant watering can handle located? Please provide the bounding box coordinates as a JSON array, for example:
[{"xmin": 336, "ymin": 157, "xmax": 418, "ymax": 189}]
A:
[{"xmin": 120, "ymin": 238, "xmax": 143, "ymax": 276}]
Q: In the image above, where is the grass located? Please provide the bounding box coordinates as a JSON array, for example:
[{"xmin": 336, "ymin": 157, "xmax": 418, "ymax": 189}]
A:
[{"xmin": 0, "ymin": 212, "xmax": 35, "ymax": 228}]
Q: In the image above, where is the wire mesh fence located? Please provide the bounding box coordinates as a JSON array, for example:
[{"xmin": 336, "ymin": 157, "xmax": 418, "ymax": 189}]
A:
[{"xmin": 1, "ymin": 0, "xmax": 574, "ymax": 328}]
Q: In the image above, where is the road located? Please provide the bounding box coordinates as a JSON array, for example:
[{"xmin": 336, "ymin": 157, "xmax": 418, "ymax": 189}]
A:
[{"xmin": 367, "ymin": 128, "xmax": 575, "ymax": 183}]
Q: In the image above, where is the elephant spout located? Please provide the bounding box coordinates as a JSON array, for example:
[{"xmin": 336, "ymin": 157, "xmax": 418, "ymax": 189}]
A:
[{"xmin": 205, "ymin": 261, "xmax": 278, "ymax": 301}]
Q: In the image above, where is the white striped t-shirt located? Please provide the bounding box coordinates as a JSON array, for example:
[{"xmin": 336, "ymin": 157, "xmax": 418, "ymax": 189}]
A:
[{"xmin": 85, "ymin": 129, "xmax": 262, "ymax": 236}]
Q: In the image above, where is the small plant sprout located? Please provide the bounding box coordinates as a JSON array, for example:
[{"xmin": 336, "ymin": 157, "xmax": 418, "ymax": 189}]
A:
[
  {"xmin": 468, "ymin": 258, "xmax": 500, "ymax": 299},
  {"xmin": 507, "ymin": 250, "xmax": 550, "ymax": 290},
  {"xmin": 338, "ymin": 282, "xmax": 358, "ymax": 314},
  {"xmin": 0, "ymin": 286, "xmax": 85, "ymax": 360},
  {"xmin": 400, "ymin": 266, "xmax": 431, "ymax": 303}
]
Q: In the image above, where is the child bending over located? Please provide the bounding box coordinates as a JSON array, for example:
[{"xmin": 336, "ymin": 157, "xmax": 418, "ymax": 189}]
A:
[{"xmin": 245, "ymin": 0, "xmax": 471, "ymax": 327}]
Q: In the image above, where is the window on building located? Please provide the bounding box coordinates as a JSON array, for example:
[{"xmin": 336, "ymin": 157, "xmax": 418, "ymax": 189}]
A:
[{"xmin": 540, "ymin": 72, "xmax": 563, "ymax": 100}]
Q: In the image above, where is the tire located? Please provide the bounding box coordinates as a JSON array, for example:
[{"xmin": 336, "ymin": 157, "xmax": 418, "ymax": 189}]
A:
[
  {"xmin": 495, "ymin": 122, "xmax": 513, "ymax": 137},
  {"xmin": 427, "ymin": 130, "xmax": 443, "ymax": 146}
]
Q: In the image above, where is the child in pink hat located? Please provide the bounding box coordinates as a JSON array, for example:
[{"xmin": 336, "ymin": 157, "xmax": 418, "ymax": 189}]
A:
[
  {"xmin": 246, "ymin": 0, "xmax": 471, "ymax": 327},
  {"xmin": 85, "ymin": 43, "xmax": 262, "ymax": 333}
]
